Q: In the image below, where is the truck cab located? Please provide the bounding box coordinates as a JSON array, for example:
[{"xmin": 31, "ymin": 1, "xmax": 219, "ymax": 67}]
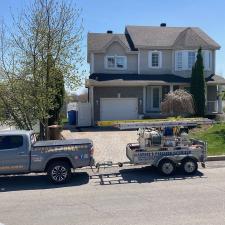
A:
[{"xmin": 0, "ymin": 130, "xmax": 33, "ymax": 174}]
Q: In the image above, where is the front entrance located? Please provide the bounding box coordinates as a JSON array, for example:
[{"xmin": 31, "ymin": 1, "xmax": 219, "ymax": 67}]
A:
[{"xmin": 146, "ymin": 86, "xmax": 162, "ymax": 112}]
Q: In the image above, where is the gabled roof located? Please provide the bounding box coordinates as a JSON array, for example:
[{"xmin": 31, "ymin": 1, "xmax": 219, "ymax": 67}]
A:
[
  {"xmin": 125, "ymin": 26, "xmax": 220, "ymax": 49},
  {"xmin": 89, "ymin": 73, "xmax": 225, "ymax": 84},
  {"xmin": 88, "ymin": 33, "xmax": 131, "ymax": 52}
]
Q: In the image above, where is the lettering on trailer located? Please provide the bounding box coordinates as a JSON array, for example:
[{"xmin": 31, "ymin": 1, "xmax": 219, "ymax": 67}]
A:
[{"xmin": 136, "ymin": 150, "xmax": 192, "ymax": 161}]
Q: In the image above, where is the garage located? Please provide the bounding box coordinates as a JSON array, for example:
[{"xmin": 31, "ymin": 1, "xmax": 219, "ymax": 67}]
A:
[{"xmin": 100, "ymin": 98, "xmax": 138, "ymax": 121}]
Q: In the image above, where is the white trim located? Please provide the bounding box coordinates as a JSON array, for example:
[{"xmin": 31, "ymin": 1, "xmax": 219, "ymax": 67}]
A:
[
  {"xmin": 89, "ymin": 86, "xmax": 94, "ymax": 125},
  {"xmin": 104, "ymin": 55, "xmax": 127, "ymax": 70},
  {"xmin": 148, "ymin": 51, "xmax": 162, "ymax": 69},
  {"xmin": 143, "ymin": 86, "xmax": 146, "ymax": 113},
  {"xmin": 138, "ymin": 52, "xmax": 140, "ymax": 74},
  {"xmin": 90, "ymin": 53, "xmax": 94, "ymax": 74}
]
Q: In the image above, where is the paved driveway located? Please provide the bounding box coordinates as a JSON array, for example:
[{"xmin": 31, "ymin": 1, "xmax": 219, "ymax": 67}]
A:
[{"xmin": 62, "ymin": 127, "xmax": 137, "ymax": 163}]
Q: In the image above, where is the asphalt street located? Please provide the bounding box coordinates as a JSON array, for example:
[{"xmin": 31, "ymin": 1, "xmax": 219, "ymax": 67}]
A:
[{"xmin": 0, "ymin": 161, "xmax": 225, "ymax": 225}]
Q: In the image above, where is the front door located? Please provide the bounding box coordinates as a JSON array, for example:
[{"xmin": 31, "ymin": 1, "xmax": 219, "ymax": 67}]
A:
[
  {"xmin": 151, "ymin": 86, "xmax": 161, "ymax": 111},
  {"xmin": 146, "ymin": 86, "xmax": 162, "ymax": 112}
]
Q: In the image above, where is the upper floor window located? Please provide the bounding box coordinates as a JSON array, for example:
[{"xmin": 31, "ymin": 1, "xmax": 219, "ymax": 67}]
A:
[
  {"xmin": 148, "ymin": 51, "xmax": 162, "ymax": 68},
  {"xmin": 105, "ymin": 56, "xmax": 127, "ymax": 70},
  {"xmin": 188, "ymin": 51, "xmax": 196, "ymax": 69},
  {"xmin": 175, "ymin": 50, "xmax": 212, "ymax": 71}
]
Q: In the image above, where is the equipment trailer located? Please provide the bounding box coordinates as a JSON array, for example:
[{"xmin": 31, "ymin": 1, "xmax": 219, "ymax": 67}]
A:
[{"xmin": 116, "ymin": 119, "xmax": 211, "ymax": 176}]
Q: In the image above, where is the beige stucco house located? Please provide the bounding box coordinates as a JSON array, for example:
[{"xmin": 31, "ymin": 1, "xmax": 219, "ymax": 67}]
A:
[{"xmin": 86, "ymin": 24, "xmax": 225, "ymax": 123}]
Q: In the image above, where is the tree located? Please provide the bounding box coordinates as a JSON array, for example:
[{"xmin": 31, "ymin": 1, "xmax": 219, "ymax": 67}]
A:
[
  {"xmin": 190, "ymin": 47, "xmax": 206, "ymax": 117},
  {"xmin": 0, "ymin": 0, "xmax": 84, "ymax": 139},
  {"xmin": 161, "ymin": 89, "xmax": 195, "ymax": 117}
]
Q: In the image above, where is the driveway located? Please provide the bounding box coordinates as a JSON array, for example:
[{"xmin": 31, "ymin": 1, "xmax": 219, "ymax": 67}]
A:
[{"xmin": 62, "ymin": 127, "xmax": 137, "ymax": 163}]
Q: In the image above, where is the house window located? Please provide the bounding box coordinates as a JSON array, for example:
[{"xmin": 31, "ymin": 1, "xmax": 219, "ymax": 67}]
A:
[
  {"xmin": 105, "ymin": 56, "xmax": 127, "ymax": 70},
  {"xmin": 188, "ymin": 51, "xmax": 196, "ymax": 69},
  {"xmin": 149, "ymin": 51, "xmax": 162, "ymax": 68},
  {"xmin": 176, "ymin": 51, "xmax": 183, "ymax": 70},
  {"xmin": 202, "ymin": 50, "xmax": 212, "ymax": 71}
]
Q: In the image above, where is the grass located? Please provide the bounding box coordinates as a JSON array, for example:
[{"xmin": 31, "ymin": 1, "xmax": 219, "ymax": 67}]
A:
[{"xmin": 190, "ymin": 123, "xmax": 225, "ymax": 156}]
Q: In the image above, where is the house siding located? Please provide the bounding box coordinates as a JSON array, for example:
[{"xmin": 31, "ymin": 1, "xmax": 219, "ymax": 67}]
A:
[
  {"xmin": 93, "ymin": 86, "xmax": 143, "ymax": 121},
  {"xmin": 94, "ymin": 42, "xmax": 138, "ymax": 74},
  {"xmin": 139, "ymin": 49, "xmax": 172, "ymax": 74}
]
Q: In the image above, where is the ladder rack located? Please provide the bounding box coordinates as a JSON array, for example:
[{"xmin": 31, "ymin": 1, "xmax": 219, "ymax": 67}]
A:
[{"xmin": 115, "ymin": 118, "xmax": 214, "ymax": 130}]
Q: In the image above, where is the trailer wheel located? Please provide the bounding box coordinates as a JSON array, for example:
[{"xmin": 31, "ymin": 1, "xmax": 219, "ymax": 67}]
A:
[
  {"xmin": 181, "ymin": 158, "xmax": 198, "ymax": 175},
  {"xmin": 158, "ymin": 159, "xmax": 176, "ymax": 176},
  {"xmin": 47, "ymin": 161, "xmax": 71, "ymax": 184}
]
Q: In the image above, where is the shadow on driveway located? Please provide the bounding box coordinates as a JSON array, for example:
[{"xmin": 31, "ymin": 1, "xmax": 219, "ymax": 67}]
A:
[
  {"xmin": 0, "ymin": 172, "xmax": 89, "ymax": 192},
  {"xmin": 90, "ymin": 166, "xmax": 206, "ymax": 185}
]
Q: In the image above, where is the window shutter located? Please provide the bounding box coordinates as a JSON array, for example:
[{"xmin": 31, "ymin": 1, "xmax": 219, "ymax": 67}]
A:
[
  {"xmin": 148, "ymin": 51, "xmax": 152, "ymax": 68},
  {"xmin": 175, "ymin": 51, "xmax": 183, "ymax": 71},
  {"xmin": 159, "ymin": 51, "xmax": 162, "ymax": 68}
]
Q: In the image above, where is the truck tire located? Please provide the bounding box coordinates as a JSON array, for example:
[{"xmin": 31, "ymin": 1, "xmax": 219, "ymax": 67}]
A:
[
  {"xmin": 158, "ymin": 159, "xmax": 176, "ymax": 176},
  {"xmin": 181, "ymin": 158, "xmax": 198, "ymax": 175},
  {"xmin": 47, "ymin": 161, "xmax": 71, "ymax": 184}
]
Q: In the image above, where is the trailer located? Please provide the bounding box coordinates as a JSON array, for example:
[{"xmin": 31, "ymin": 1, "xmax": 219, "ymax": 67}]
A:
[{"xmin": 112, "ymin": 119, "xmax": 211, "ymax": 176}]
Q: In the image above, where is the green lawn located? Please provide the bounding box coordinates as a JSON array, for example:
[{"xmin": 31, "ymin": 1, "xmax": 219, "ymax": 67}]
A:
[{"xmin": 190, "ymin": 123, "xmax": 225, "ymax": 155}]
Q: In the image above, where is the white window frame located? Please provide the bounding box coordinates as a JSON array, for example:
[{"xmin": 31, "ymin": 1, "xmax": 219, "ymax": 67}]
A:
[
  {"xmin": 202, "ymin": 50, "xmax": 212, "ymax": 71},
  {"xmin": 175, "ymin": 51, "xmax": 183, "ymax": 71},
  {"xmin": 104, "ymin": 55, "xmax": 127, "ymax": 70},
  {"xmin": 175, "ymin": 50, "xmax": 212, "ymax": 71},
  {"xmin": 148, "ymin": 51, "xmax": 162, "ymax": 69},
  {"xmin": 187, "ymin": 51, "xmax": 197, "ymax": 70}
]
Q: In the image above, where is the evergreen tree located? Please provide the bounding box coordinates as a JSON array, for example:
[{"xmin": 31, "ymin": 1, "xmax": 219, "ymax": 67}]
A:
[{"xmin": 190, "ymin": 47, "xmax": 206, "ymax": 116}]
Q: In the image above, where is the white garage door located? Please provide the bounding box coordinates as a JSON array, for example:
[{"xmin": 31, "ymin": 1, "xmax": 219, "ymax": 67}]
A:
[{"xmin": 100, "ymin": 98, "xmax": 138, "ymax": 121}]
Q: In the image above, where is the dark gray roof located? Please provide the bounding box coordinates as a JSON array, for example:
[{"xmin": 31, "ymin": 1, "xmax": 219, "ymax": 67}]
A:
[
  {"xmin": 125, "ymin": 26, "xmax": 220, "ymax": 49},
  {"xmin": 89, "ymin": 73, "xmax": 225, "ymax": 84}
]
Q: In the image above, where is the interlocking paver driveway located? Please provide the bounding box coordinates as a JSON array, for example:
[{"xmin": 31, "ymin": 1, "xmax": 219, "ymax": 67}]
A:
[{"xmin": 62, "ymin": 127, "xmax": 137, "ymax": 163}]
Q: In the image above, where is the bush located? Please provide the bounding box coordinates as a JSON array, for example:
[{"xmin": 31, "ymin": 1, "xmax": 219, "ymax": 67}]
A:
[{"xmin": 161, "ymin": 89, "xmax": 195, "ymax": 117}]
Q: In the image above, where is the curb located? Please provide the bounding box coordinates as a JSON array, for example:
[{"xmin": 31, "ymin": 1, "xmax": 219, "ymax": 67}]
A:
[{"xmin": 207, "ymin": 155, "xmax": 225, "ymax": 161}]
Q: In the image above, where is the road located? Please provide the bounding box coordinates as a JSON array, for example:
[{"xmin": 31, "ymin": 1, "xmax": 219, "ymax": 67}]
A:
[{"xmin": 0, "ymin": 162, "xmax": 225, "ymax": 225}]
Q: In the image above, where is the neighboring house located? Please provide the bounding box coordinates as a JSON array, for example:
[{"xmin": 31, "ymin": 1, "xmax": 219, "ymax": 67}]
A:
[{"xmin": 86, "ymin": 23, "xmax": 225, "ymax": 123}]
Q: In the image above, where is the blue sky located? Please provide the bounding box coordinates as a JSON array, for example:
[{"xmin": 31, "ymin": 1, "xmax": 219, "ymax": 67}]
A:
[{"xmin": 1, "ymin": 0, "xmax": 225, "ymax": 90}]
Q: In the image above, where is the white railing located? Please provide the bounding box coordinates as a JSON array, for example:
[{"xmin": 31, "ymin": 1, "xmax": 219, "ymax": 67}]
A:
[{"xmin": 207, "ymin": 101, "xmax": 218, "ymax": 114}]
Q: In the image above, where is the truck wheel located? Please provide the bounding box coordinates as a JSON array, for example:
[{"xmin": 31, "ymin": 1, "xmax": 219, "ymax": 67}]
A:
[
  {"xmin": 47, "ymin": 161, "xmax": 71, "ymax": 184},
  {"xmin": 181, "ymin": 158, "xmax": 198, "ymax": 175},
  {"xmin": 158, "ymin": 159, "xmax": 176, "ymax": 176}
]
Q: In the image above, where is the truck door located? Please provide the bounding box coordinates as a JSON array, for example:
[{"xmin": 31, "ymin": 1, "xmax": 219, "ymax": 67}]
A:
[{"xmin": 0, "ymin": 135, "xmax": 30, "ymax": 174}]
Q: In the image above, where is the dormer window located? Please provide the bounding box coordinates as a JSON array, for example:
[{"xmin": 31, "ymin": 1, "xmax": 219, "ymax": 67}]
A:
[
  {"xmin": 148, "ymin": 51, "xmax": 162, "ymax": 68},
  {"xmin": 105, "ymin": 56, "xmax": 127, "ymax": 70}
]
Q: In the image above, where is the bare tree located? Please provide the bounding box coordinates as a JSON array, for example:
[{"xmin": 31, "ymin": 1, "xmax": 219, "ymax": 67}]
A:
[{"xmin": 0, "ymin": 0, "xmax": 84, "ymax": 139}]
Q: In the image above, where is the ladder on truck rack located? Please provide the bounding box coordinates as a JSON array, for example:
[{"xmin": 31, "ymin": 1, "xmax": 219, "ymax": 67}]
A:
[{"xmin": 115, "ymin": 118, "xmax": 214, "ymax": 130}]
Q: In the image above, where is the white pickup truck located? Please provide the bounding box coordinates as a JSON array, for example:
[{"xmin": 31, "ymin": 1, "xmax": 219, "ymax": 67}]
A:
[{"xmin": 0, "ymin": 130, "xmax": 95, "ymax": 184}]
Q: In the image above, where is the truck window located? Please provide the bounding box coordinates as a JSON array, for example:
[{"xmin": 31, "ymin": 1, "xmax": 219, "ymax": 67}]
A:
[{"xmin": 0, "ymin": 135, "xmax": 24, "ymax": 150}]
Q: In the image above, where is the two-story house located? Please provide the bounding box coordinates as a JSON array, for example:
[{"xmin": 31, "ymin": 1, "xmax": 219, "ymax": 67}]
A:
[{"xmin": 86, "ymin": 24, "xmax": 225, "ymax": 123}]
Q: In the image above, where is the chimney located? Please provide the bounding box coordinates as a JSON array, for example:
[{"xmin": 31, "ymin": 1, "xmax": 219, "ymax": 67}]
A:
[
  {"xmin": 160, "ymin": 23, "xmax": 166, "ymax": 27},
  {"xmin": 107, "ymin": 30, "xmax": 113, "ymax": 34}
]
